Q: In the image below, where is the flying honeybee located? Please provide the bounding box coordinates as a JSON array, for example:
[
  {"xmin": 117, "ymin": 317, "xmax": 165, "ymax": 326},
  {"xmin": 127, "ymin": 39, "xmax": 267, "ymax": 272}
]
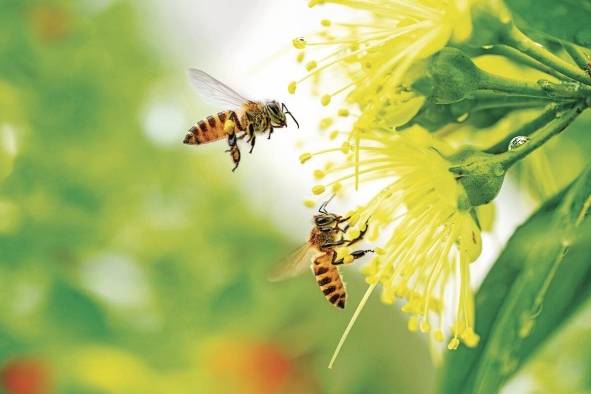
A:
[
  {"xmin": 270, "ymin": 197, "xmax": 373, "ymax": 309},
  {"xmin": 183, "ymin": 69, "xmax": 299, "ymax": 171}
]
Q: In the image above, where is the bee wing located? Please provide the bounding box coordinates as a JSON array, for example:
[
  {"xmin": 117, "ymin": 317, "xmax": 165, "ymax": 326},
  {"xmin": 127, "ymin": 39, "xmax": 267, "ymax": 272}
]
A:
[
  {"xmin": 268, "ymin": 244, "xmax": 320, "ymax": 282},
  {"xmin": 187, "ymin": 68, "xmax": 250, "ymax": 109}
]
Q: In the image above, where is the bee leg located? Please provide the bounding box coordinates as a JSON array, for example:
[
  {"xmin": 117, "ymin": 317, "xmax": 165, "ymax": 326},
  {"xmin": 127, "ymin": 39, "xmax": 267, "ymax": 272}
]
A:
[
  {"xmin": 237, "ymin": 131, "xmax": 248, "ymax": 140},
  {"xmin": 321, "ymin": 238, "xmax": 347, "ymax": 248},
  {"xmin": 225, "ymin": 132, "xmax": 241, "ymax": 172},
  {"xmin": 247, "ymin": 123, "xmax": 256, "ymax": 153},
  {"xmin": 267, "ymin": 126, "xmax": 274, "ymax": 140},
  {"xmin": 333, "ymin": 249, "xmax": 374, "ymax": 266},
  {"xmin": 346, "ymin": 219, "xmax": 370, "ymax": 246}
]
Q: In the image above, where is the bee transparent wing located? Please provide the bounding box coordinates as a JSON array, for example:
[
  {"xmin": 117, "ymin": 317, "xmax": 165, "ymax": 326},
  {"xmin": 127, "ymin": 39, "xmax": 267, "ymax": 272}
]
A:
[
  {"xmin": 268, "ymin": 244, "xmax": 320, "ymax": 282},
  {"xmin": 187, "ymin": 68, "xmax": 249, "ymax": 109}
]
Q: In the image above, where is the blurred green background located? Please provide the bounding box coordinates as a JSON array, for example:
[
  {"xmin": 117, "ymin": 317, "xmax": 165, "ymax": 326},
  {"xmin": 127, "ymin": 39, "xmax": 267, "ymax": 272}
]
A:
[
  {"xmin": 0, "ymin": 1, "xmax": 436, "ymax": 393},
  {"xmin": 2, "ymin": 1, "xmax": 591, "ymax": 394}
]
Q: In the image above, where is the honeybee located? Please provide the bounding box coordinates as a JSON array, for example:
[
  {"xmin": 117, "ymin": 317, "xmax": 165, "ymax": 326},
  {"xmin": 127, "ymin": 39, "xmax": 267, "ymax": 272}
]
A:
[
  {"xmin": 270, "ymin": 197, "xmax": 373, "ymax": 309},
  {"xmin": 184, "ymin": 69, "xmax": 299, "ymax": 171}
]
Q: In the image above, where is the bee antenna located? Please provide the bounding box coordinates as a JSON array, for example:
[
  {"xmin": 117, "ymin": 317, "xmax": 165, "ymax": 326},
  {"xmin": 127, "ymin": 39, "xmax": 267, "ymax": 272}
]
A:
[
  {"xmin": 319, "ymin": 194, "xmax": 336, "ymax": 213},
  {"xmin": 282, "ymin": 103, "xmax": 299, "ymax": 129}
]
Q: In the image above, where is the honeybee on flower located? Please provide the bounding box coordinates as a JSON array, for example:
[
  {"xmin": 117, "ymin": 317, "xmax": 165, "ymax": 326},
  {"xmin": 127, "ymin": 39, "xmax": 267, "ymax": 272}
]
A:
[{"xmin": 301, "ymin": 128, "xmax": 483, "ymax": 364}]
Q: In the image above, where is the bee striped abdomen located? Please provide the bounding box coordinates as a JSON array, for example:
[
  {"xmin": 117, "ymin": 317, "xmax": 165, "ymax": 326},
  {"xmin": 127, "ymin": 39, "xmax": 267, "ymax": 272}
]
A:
[
  {"xmin": 184, "ymin": 111, "xmax": 243, "ymax": 145},
  {"xmin": 313, "ymin": 252, "xmax": 346, "ymax": 309}
]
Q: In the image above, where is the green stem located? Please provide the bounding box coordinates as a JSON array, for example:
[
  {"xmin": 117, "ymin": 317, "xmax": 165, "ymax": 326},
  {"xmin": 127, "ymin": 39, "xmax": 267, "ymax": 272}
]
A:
[
  {"xmin": 502, "ymin": 26, "xmax": 591, "ymax": 85},
  {"xmin": 562, "ymin": 41, "xmax": 590, "ymax": 71},
  {"xmin": 478, "ymin": 70, "xmax": 591, "ymax": 99},
  {"xmin": 471, "ymin": 44, "xmax": 567, "ymax": 81},
  {"xmin": 484, "ymin": 103, "xmax": 567, "ymax": 154},
  {"xmin": 478, "ymin": 70, "xmax": 550, "ymax": 97},
  {"xmin": 494, "ymin": 102, "xmax": 586, "ymax": 169},
  {"xmin": 468, "ymin": 90, "xmax": 561, "ymax": 111}
]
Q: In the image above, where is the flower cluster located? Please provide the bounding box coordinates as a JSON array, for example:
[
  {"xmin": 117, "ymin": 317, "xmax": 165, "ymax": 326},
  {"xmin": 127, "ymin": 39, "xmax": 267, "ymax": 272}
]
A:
[
  {"xmin": 303, "ymin": 127, "xmax": 482, "ymax": 353},
  {"xmin": 290, "ymin": 0, "xmax": 475, "ymax": 129}
]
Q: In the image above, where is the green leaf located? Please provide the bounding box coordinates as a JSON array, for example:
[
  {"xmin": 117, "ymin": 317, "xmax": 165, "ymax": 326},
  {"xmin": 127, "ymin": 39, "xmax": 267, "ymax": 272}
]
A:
[
  {"xmin": 505, "ymin": 0, "xmax": 591, "ymax": 47},
  {"xmin": 439, "ymin": 165, "xmax": 591, "ymax": 394}
]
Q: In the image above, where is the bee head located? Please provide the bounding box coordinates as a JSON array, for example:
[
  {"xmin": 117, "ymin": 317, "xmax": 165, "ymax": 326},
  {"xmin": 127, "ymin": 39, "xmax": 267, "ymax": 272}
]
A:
[
  {"xmin": 313, "ymin": 213, "xmax": 337, "ymax": 227},
  {"xmin": 267, "ymin": 100, "xmax": 299, "ymax": 129}
]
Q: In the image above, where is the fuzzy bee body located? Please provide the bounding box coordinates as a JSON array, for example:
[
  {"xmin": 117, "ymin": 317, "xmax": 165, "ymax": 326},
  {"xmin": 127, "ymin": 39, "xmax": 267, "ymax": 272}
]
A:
[
  {"xmin": 183, "ymin": 69, "xmax": 298, "ymax": 171},
  {"xmin": 309, "ymin": 226, "xmax": 347, "ymax": 308},
  {"xmin": 270, "ymin": 197, "xmax": 373, "ymax": 309}
]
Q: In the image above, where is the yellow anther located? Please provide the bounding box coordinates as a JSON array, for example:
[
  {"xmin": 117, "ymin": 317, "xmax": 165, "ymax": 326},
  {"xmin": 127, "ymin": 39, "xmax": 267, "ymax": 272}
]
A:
[
  {"xmin": 420, "ymin": 320, "xmax": 431, "ymax": 333},
  {"xmin": 434, "ymin": 330, "xmax": 445, "ymax": 342},
  {"xmin": 299, "ymin": 152, "xmax": 312, "ymax": 164},
  {"xmin": 312, "ymin": 185, "xmax": 326, "ymax": 195},
  {"xmin": 321, "ymin": 19, "xmax": 331, "ymax": 27},
  {"xmin": 407, "ymin": 316, "xmax": 419, "ymax": 332},
  {"xmin": 380, "ymin": 286, "xmax": 395, "ymax": 304},
  {"xmin": 375, "ymin": 247, "xmax": 385, "ymax": 255},
  {"xmin": 304, "ymin": 199, "xmax": 315, "ymax": 208},
  {"xmin": 461, "ymin": 327, "xmax": 480, "ymax": 347},
  {"xmin": 313, "ymin": 169, "xmax": 325, "ymax": 179},
  {"xmin": 337, "ymin": 108, "xmax": 350, "ymax": 117},
  {"xmin": 296, "ymin": 52, "xmax": 305, "ymax": 63},
  {"xmin": 288, "ymin": 81, "xmax": 297, "ymax": 94},
  {"xmin": 329, "ymin": 130, "xmax": 339, "ymax": 140},
  {"xmin": 448, "ymin": 337, "xmax": 460, "ymax": 350},
  {"xmin": 340, "ymin": 141, "xmax": 351, "ymax": 154},
  {"xmin": 319, "ymin": 117, "xmax": 333, "ymax": 130},
  {"xmin": 306, "ymin": 60, "xmax": 318, "ymax": 71},
  {"xmin": 331, "ymin": 182, "xmax": 342, "ymax": 193},
  {"xmin": 321, "ymin": 95, "xmax": 331, "ymax": 106},
  {"xmin": 292, "ymin": 37, "xmax": 307, "ymax": 49}
]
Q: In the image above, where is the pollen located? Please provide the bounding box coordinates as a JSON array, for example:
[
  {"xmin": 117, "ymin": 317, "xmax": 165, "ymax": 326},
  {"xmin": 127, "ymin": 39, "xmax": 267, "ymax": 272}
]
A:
[
  {"xmin": 420, "ymin": 320, "xmax": 431, "ymax": 333},
  {"xmin": 312, "ymin": 185, "xmax": 326, "ymax": 195},
  {"xmin": 304, "ymin": 199, "xmax": 316, "ymax": 208},
  {"xmin": 319, "ymin": 117, "xmax": 333, "ymax": 130},
  {"xmin": 288, "ymin": 81, "xmax": 297, "ymax": 94},
  {"xmin": 321, "ymin": 95, "xmax": 331, "ymax": 106},
  {"xmin": 434, "ymin": 330, "xmax": 445, "ymax": 343},
  {"xmin": 345, "ymin": 227, "xmax": 360, "ymax": 240},
  {"xmin": 292, "ymin": 37, "xmax": 306, "ymax": 50},
  {"xmin": 296, "ymin": 52, "xmax": 305, "ymax": 63},
  {"xmin": 331, "ymin": 182, "xmax": 342, "ymax": 193},
  {"xmin": 448, "ymin": 337, "xmax": 460, "ymax": 350},
  {"xmin": 299, "ymin": 152, "xmax": 312, "ymax": 164},
  {"xmin": 321, "ymin": 19, "xmax": 331, "ymax": 27},
  {"xmin": 306, "ymin": 60, "xmax": 318, "ymax": 71},
  {"xmin": 329, "ymin": 130, "xmax": 339, "ymax": 140},
  {"xmin": 313, "ymin": 169, "xmax": 326, "ymax": 179},
  {"xmin": 223, "ymin": 120, "xmax": 235, "ymax": 134},
  {"xmin": 340, "ymin": 141, "xmax": 350, "ymax": 154},
  {"xmin": 337, "ymin": 108, "xmax": 349, "ymax": 117}
]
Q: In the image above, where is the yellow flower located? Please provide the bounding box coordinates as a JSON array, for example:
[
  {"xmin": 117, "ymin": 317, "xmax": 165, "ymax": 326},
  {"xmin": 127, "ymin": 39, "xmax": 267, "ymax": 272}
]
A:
[
  {"xmin": 303, "ymin": 128, "xmax": 483, "ymax": 366},
  {"xmin": 290, "ymin": 0, "xmax": 475, "ymax": 129}
]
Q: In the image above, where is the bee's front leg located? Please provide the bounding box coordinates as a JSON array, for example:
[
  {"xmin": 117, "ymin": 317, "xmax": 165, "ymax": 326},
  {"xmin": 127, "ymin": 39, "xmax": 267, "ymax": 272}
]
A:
[
  {"xmin": 225, "ymin": 132, "xmax": 241, "ymax": 172},
  {"xmin": 346, "ymin": 219, "xmax": 370, "ymax": 246},
  {"xmin": 267, "ymin": 126, "xmax": 274, "ymax": 140},
  {"xmin": 333, "ymin": 249, "xmax": 374, "ymax": 266}
]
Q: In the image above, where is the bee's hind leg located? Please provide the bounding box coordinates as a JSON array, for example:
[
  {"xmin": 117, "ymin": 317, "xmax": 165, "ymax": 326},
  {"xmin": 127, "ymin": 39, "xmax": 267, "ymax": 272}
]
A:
[{"xmin": 225, "ymin": 132, "xmax": 241, "ymax": 172}]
